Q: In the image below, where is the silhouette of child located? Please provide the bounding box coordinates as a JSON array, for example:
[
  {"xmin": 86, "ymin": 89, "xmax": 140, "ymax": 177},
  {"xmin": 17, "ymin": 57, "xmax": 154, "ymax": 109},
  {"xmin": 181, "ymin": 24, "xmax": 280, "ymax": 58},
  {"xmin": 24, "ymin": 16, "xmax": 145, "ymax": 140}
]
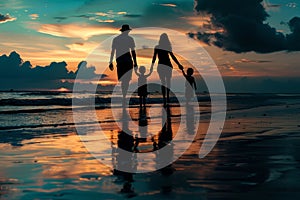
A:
[
  {"xmin": 134, "ymin": 66, "xmax": 153, "ymax": 107},
  {"xmin": 182, "ymin": 68, "xmax": 197, "ymax": 102}
]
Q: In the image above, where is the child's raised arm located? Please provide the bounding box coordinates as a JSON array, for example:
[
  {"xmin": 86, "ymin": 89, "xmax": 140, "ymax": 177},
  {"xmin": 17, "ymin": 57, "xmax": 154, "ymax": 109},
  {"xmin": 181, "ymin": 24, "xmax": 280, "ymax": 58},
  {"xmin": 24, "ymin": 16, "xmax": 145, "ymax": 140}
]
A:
[
  {"xmin": 145, "ymin": 65, "xmax": 154, "ymax": 77},
  {"xmin": 182, "ymin": 69, "xmax": 187, "ymax": 78}
]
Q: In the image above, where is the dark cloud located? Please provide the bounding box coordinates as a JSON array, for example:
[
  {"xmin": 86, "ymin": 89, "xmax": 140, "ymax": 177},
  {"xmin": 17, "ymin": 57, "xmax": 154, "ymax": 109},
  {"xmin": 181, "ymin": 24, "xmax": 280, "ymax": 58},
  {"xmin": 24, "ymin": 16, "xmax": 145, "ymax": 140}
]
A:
[
  {"xmin": 75, "ymin": 42, "xmax": 84, "ymax": 46},
  {"xmin": 193, "ymin": 0, "xmax": 300, "ymax": 53},
  {"xmin": 0, "ymin": 13, "xmax": 16, "ymax": 23},
  {"xmin": 74, "ymin": 14, "xmax": 91, "ymax": 19},
  {"xmin": 124, "ymin": 14, "xmax": 142, "ymax": 18},
  {"xmin": 0, "ymin": 52, "xmax": 104, "ymax": 90},
  {"xmin": 265, "ymin": 4, "xmax": 281, "ymax": 8},
  {"xmin": 54, "ymin": 16, "xmax": 68, "ymax": 22},
  {"xmin": 75, "ymin": 61, "xmax": 107, "ymax": 79},
  {"xmin": 188, "ymin": 32, "xmax": 212, "ymax": 45},
  {"xmin": 286, "ymin": 17, "xmax": 300, "ymax": 51}
]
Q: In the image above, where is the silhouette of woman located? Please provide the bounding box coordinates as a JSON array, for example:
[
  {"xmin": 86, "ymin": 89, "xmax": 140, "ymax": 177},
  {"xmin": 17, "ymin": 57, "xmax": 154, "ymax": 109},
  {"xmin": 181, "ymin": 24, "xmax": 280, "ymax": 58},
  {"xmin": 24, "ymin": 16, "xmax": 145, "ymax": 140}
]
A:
[
  {"xmin": 151, "ymin": 33, "xmax": 184, "ymax": 105},
  {"xmin": 155, "ymin": 106, "xmax": 175, "ymax": 177}
]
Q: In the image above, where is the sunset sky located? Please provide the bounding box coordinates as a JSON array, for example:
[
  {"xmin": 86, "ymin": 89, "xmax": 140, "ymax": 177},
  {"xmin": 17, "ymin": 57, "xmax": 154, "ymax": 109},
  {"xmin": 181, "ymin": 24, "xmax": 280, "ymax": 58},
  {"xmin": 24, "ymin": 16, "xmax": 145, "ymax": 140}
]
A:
[{"xmin": 1, "ymin": 0, "xmax": 300, "ymax": 92}]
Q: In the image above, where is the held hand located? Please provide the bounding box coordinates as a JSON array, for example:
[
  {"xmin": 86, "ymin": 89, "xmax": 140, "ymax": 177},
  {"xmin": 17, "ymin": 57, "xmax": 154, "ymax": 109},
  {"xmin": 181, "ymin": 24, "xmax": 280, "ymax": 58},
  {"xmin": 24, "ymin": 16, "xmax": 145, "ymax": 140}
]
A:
[
  {"xmin": 134, "ymin": 64, "xmax": 138, "ymax": 73},
  {"xmin": 150, "ymin": 65, "xmax": 154, "ymax": 73},
  {"xmin": 150, "ymin": 63, "xmax": 154, "ymax": 71},
  {"xmin": 109, "ymin": 63, "xmax": 114, "ymax": 71}
]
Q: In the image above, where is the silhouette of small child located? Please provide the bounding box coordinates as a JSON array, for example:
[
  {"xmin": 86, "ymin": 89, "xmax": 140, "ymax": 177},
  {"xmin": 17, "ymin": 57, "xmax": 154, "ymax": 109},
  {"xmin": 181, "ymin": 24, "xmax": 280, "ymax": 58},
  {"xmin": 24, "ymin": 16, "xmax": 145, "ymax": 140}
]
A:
[
  {"xmin": 134, "ymin": 66, "xmax": 153, "ymax": 107},
  {"xmin": 182, "ymin": 68, "xmax": 197, "ymax": 102}
]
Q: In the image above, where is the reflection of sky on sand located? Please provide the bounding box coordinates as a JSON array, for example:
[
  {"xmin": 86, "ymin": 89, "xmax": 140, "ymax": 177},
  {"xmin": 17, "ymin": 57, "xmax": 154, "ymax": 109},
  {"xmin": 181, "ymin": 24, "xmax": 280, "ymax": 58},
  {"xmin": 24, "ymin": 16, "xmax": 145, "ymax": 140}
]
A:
[
  {"xmin": 0, "ymin": 104, "xmax": 202, "ymax": 198},
  {"xmin": 83, "ymin": 105, "xmax": 196, "ymax": 173},
  {"xmin": 0, "ymin": 131, "xmax": 114, "ymax": 199}
]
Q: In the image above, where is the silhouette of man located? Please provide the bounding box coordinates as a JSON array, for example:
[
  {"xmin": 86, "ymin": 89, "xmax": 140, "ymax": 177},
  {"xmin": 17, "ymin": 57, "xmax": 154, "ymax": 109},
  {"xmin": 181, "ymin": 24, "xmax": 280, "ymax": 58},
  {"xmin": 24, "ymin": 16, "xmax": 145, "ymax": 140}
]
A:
[{"xmin": 109, "ymin": 24, "xmax": 138, "ymax": 101}]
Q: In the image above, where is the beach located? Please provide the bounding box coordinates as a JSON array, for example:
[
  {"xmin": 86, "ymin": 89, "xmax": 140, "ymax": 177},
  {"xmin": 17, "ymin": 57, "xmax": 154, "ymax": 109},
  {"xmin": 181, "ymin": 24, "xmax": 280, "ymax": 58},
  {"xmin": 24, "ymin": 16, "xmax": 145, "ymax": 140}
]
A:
[{"xmin": 1, "ymin": 92, "xmax": 300, "ymax": 199}]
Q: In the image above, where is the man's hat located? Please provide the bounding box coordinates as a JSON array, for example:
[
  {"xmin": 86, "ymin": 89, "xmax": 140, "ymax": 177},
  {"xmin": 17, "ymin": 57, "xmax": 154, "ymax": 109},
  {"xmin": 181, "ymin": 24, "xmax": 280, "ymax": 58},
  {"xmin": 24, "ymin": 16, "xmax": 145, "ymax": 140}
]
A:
[{"xmin": 120, "ymin": 24, "xmax": 132, "ymax": 32}]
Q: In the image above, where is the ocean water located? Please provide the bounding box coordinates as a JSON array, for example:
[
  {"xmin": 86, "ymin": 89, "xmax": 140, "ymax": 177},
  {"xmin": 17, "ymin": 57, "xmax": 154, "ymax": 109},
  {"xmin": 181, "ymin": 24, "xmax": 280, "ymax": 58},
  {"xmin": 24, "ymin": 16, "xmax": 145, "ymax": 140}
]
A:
[
  {"xmin": 0, "ymin": 91, "xmax": 205, "ymax": 130},
  {"xmin": 1, "ymin": 91, "xmax": 299, "ymax": 130}
]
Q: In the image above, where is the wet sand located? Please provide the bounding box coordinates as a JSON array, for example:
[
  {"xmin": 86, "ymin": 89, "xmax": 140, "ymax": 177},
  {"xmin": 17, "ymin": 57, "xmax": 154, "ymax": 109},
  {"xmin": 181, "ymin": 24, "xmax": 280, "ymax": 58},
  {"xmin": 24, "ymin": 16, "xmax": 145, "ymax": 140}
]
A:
[{"xmin": 1, "ymin": 98, "xmax": 300, "ymax": 199}]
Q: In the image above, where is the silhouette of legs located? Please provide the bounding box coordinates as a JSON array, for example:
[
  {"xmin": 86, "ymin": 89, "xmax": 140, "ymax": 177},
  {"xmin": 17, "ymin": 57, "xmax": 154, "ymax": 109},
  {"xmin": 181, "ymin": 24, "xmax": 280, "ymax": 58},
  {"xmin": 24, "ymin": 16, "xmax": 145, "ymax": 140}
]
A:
[
  {"xmin": 160, "ymin": 78, "xmax": 167, "ymax": 105},
  {"xmin": 158, "ymin": 66, "xmax": 172, "ymax": 105},
  {"xmin": 139, "ymin": 96, "xmax": 143, "ymax": 107},
  {"xmin": 117, "ymin": 63, "xmax": 133, "ymax": 107},
  {"xmin": 121, "ymin": 80, "xmax": 129, "ymax": 99},
  {"xmin": 166, "ymin": 77, "xmax": 170, "ymax": 103},
  {"xmin": 161, "ymin": 85, "xmax": 166, "ymax": 105},
  {"xmin": 143, "ymin": 96, "xmax": 146, "ymax": 107},
  {"xmin": 139, "ymin": 96, "xmax": 147, "ymax": 107},
  {"xmin": 160, "ymin": 79, "xmax": 170, "ymax": 105}
]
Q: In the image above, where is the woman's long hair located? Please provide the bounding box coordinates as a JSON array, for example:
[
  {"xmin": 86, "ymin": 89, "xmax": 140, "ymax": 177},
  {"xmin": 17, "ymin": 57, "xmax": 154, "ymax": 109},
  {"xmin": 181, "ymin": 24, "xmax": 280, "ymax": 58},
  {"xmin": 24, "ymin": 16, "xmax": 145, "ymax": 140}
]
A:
[{"xmin": 158, "ymin": 33, "xmax": 172, "ymax": 52}]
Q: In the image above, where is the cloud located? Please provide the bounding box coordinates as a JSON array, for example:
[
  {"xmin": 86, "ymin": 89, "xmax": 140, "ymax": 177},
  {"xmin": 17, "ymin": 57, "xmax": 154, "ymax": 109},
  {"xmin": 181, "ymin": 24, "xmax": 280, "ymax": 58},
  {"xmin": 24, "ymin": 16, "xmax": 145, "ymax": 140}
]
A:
[
  {"xmin": 29, "ymin": 14, "xmax": 39, "ymax": 20},
  {"xmin": 37, "ymin": 24, "xmax": 118, "ymax": 40},
  {"xmin": 183, "ymin": 16, "xmax": 211, "ymax": 27},
  {"xmin": 124, "ymin": 14, "xmax": 142, "ymax": 18},
  {"xmin": 74, "ymin": 11, "xmax": 125, "ymax": 23},
  {"xmin": 286, "ymin": 2, "xmax": 297, "ymax": 8},
  {"xmin": 65, "ymin": 42, "xmax": 98, "ymax": 53},
  {"xmin": 137, "ymin": 1, "xmax": 194, "ymax": 29},
  {"xmin": 235, "ymin": 58, "xmax": 272, "ymax": 64},
  {"xmin": 117, "ymin": 12, "xmax": 127, "ymax": 15},
  {"xmin": 0, "ymin": 52, "xmax": 76, "ymax": 81},
  {"xmin": 95, "ymin": 19, "xmax": 115, "ymax": 23},
  {"xmin": 262, "ymin": 0, "xmax": 281, "ymax": 11},
  {"xmin": 0, "ymin": 51, "xmax": 104, "ymax": 90},
  {"xmin": 193, "ymin": 0, "xmax": 300, "ymax": 53},
  {"xmin": 158, "ymin": 3, "xmax": 177, "ymax": 7},
  {"xmin": 0, "ymin": 13, "xmax": 16, "ymax": 24},
  {"xmin": 286, "ymin": 17, "xmax": 300, "ymax": 51},
  {"xmin": 74, "ymin": 60, "xmax": 107, "ymax": 79},
  {"xmin": 75, "ymin": 14, "xmax": 95, "ymax": 19},
  {"xmin": 65, "ymin": 0, "xmax": 193, "ymax": 30},
  {"xmin": 95, "ymin": 12, "xmax": 108, "ymax": 17},
  {"xmin": 219, "ymin": 62, "xmax": 236, "ymax": 71},
  {"xmin": 54, "ymin": 16, "xmax": 68, "ymax": 22},
  {"xmin": 0, "ymin": 1, "xmax": 25, "ymax": 9}
]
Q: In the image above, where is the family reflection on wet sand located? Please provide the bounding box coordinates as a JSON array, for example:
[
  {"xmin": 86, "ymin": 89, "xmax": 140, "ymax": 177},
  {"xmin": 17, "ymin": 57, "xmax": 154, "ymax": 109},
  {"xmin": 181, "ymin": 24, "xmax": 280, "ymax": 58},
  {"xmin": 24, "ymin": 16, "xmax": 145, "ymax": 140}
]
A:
[
  {"xmin": 109, "ymin": 102, "xmax": 196, "ymax": 196},
  {"xmin": 109, "ymin": 103, "xmax": 180, "ymax": 195},
  {"xmin": 112, "ymin": 108, "xmax": 135, "ymax": 195}
]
